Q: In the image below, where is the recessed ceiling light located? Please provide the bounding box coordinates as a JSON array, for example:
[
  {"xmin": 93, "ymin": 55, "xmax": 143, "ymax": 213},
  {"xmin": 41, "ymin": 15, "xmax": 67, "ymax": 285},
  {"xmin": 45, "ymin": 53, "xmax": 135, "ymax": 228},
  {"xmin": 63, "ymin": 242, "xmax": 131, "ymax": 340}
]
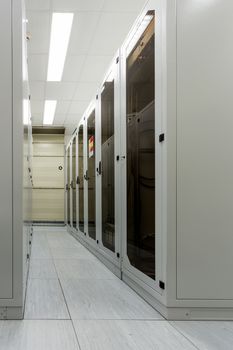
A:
[
  {"xmin": 43, "ymin": 100, "xmax": 57, "ymax": 125},
  {"xmin": 47, "ymin": 13, "xmax": 74, "ymax": 81}
]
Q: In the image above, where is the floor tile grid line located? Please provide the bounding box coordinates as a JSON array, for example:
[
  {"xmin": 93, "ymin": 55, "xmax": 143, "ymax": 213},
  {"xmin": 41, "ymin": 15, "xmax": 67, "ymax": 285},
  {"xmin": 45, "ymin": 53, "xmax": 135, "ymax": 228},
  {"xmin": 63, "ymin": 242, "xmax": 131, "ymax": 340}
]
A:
[
  {"xmin": 65, "ymin": 231, "xmax": 165, "ymax": 321},
  {"xmin": 34, "ymin": 229, "xmax": 60, "ymax": 279},
  {"xmin": 57, "ymin": 264, "xmax": 82, "ymax": 350},
  {"xmin": 168, "ymin": 322, "xmax": 201, "ymax": 350},
  {"xmin": 25, "ymin": 230, "xmax": 71, "ymax": 320},
  {"xmin": 45, "ymin": 230, "xmax": 82, "ymax": 343}
]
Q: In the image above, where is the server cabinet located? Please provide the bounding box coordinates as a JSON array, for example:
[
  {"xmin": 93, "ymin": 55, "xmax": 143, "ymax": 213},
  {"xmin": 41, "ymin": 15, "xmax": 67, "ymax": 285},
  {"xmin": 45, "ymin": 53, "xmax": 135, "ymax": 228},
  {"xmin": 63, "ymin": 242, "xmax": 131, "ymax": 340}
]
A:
[
  {"xmin": 84, "ymin": 104, "xmax": 97, "ymax": 242},
  {"xmin": 95, "ymin": 55, "xmax": 122, "ymax": 272},
  {"xmin": 77, "ymin": 123, "xmax": 85, "ymax": 233},
  {"xmin": 66, "ymin": 0, "xmax": 233, "ymax": 320},
  {"xmin": 121, "ymin": 6, "xmax": 162, "ymax": 296},
  {"xmin": 0, "ymin": 0, "xmax": 33, "ymax": 319},
  {"xmin": 66, "ymin": 146, "xmax": 71, "ymax": 227},
  {"xmin": 71, "ymin": 136, "xmax": 77, "ymax": 228}
]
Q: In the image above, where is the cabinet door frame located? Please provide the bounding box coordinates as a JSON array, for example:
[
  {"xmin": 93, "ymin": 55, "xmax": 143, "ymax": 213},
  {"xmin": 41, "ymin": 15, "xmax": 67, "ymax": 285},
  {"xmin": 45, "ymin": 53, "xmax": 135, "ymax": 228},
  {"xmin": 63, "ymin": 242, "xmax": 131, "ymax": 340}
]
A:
[
  {"xmin": 84, "ymin": 101, "xmax": 98, "ymax": 246},
  {"xmin": 96, "ymin": 53, "xmax": 122, "ymax": 268},
  {"xmin": 71, "ymin": 134, "xmax": 77, "ymax": 229},
  {"xmin": 77, "ymin": 121, "xmax": 85, "ymax": 235},
  {"xmin": 120, "ymin": 1, "xmax": 164, "ymax": 295}
]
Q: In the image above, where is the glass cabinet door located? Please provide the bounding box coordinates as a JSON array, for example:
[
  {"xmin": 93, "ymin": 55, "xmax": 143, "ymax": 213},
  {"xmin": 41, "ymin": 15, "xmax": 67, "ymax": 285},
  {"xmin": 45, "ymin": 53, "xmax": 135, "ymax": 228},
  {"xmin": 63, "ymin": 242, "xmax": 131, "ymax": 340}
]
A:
[
  {"xmin": 78, "ymin": 125, "xmax": 84, "ymax": 232},
  {"xmin": 67, "ymin": 147, "xmax": 71, "ymax": 227},
  {"xmin": 100, "ymin": 75, "xmax": 115, "ymax": 252},
  {"xmin": 126, "ymin": 11, "xmax": 156, "ymax": 280},
  {"xmin": 86, "ymin": 110, "xmax": 96, "ymax": 240},
  {"xmin": 72, "ymin": 137, "xmax": 76, "ymax": 228}
]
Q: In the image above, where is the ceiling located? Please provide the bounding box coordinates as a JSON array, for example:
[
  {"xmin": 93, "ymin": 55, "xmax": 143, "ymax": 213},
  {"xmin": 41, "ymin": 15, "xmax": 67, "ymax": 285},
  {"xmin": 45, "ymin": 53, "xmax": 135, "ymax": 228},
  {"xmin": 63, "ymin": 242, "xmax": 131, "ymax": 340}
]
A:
[{"xmin": 25, "ymin": 0, "xmax": 147, "ymax": 134}]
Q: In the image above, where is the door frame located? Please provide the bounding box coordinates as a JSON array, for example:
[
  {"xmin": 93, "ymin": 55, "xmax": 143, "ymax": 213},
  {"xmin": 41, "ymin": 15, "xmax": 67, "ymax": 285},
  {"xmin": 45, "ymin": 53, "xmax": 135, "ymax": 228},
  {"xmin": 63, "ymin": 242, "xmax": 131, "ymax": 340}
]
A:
[
  {"xmin": 96, "ymin": 52, "xmax": 122, "ymax": 269},
  {"xmin": 120, "ymin": 0, "xmax": 164, "ymax": 295}
]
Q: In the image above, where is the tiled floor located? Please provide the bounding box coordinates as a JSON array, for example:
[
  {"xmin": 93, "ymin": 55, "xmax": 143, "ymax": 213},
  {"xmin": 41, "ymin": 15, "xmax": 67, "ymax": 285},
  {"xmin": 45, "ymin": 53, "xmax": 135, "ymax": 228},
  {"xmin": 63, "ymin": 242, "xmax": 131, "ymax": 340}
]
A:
[{"xmin": 1, "ymin": 226, "xmax": 233, "ymax": 349}]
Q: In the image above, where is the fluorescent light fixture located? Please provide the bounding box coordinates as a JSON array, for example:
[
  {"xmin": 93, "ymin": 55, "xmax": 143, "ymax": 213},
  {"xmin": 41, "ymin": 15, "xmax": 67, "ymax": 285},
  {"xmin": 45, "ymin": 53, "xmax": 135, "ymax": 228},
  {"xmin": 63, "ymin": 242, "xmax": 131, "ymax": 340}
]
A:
[
  {"xmin": 43, "ymin": 100, "xmax": 57, "ymax": 125},
  {"xmin": 23, "ymin": 99, "xmax": 29, "ymax": 125},
  {"xmin": 47, "ymin": 13, "xmax": 74, "ymax": 81},
  {"xmin": 126, "ymin": 14, "xmax": 154, "ymax": 56}
]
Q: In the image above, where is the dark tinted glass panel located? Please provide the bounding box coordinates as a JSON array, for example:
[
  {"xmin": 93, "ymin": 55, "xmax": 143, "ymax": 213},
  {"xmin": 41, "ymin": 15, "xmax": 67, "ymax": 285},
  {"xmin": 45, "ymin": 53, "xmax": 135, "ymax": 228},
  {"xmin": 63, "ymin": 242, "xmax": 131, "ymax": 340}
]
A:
[
  {"xmin": 126, "ymin": 12, "xmax": 155, "ymax": 280},
  {"xmin": 67, "ymin": 147, "xmax": 70, "ymax": 226},
  {"xmin": 101, "ymin": 79, "xmax": 115, "ymax": 252},
  {"xmin": 78, "ymin": 126, "xmax": 84, "ymax": 232},
  {"xmin": 72, "ymin": 137, "xmax": 76, "ymax": 227},
  {"xmin": 87, "ymin": 111, "xmax": 96, "ymax": 240}
]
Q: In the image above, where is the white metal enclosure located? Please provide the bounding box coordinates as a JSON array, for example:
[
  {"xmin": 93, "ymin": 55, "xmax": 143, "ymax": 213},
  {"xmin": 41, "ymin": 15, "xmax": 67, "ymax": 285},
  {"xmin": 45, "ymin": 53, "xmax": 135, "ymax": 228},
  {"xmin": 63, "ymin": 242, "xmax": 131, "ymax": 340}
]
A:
[
  {"xmin": 66, "ymin": 0, "xmax": 233, "ymax": 320},
  {"xmin": 0, "ymin": 0, "xmax": 33, "ymax": 319}
]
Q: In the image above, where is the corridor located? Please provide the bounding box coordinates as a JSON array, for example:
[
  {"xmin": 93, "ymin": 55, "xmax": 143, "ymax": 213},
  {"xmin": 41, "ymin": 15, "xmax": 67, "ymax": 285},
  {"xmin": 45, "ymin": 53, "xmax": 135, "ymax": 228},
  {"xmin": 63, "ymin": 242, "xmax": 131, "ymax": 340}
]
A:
[{"xmin": 0, "ymin": 227, "xmax": 232, "ymax": 349}]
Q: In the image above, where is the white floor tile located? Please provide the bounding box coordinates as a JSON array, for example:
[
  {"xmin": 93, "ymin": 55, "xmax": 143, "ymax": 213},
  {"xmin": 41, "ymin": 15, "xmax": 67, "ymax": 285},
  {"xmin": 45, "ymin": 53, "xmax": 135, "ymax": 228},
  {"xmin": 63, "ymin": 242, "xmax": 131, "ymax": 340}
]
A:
[
  {"xmin": 47, "ymin": 235, "xmax": 83, "ymax": 249},
  {"xmin": 0, "ymin": 320, "xmax": 79, "ymax": 350},
  {"xmin": 50, "ymin": 246, "xmax": 97, "ymax": 260},
  {"xmin": 24, "ymin": 279, "xmax": 70, "ymax": 320},
  {"xmin": 31, "ymin": 242, "xmax": 52, "ymax": 259},
  {"xmin": 73, "ymin": 320, "xmax": 197, "ymax": 350},
  {"xmin": 171, "ymin": 321, "xmax": 233, "ymax": 350},
  {"xmin": 60, "ymin": 278, "xmax": 162, "ymax": 320},
  {"xmin": 54, "ymin": 258, "xmax": 117, "ymax": 280},
  {"xmin": 29, "ymin": 259, "xmax": 57, "ymax": 279}
]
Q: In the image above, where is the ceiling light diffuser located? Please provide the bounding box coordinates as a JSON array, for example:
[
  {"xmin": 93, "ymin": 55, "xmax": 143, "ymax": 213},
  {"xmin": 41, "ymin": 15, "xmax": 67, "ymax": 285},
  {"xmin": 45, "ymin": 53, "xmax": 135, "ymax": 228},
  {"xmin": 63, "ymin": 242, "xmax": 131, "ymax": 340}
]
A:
[
  {"xmin": 43, "ymin": 100, "xmax": 57, "ymax": 125},
  {"xmin": 47, "ymin": 13, "xmax": 74, "ymax": 81}
]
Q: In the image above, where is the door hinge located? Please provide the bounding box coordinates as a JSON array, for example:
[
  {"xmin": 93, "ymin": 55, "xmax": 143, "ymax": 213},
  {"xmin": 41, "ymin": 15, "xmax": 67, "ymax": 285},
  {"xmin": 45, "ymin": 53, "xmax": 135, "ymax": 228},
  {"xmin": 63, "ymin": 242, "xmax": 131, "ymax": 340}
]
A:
[
  {"xmin": 117, "ymin": 252, "xmax": 120, "ymax": 258},
  {"xmin": 116, "ymin": 56, "xmax": 119, "ymax": 64},
  {"xmin": 159, "ymin": 133, "xmax": 165, "ymax": 143},
  {"xmin": 159, "ymin": 280, "xmax": 165, "ymax": 290}
]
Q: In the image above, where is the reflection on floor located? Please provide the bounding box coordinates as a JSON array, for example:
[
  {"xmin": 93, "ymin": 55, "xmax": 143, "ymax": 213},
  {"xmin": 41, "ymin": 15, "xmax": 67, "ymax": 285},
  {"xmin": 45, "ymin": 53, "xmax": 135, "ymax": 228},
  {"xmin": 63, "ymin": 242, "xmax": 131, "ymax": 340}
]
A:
[{"xmin": 1, "ymin": 226, "xmax": 233, "ymax": 349}]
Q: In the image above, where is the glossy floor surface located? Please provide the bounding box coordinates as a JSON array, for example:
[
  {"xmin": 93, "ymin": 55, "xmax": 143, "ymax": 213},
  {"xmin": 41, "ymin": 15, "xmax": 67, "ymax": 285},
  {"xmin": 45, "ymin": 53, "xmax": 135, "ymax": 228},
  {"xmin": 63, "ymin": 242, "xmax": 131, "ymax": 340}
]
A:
[{"xmin": 1, "ymin": 226, "xmax": 232, "ymax": 349}]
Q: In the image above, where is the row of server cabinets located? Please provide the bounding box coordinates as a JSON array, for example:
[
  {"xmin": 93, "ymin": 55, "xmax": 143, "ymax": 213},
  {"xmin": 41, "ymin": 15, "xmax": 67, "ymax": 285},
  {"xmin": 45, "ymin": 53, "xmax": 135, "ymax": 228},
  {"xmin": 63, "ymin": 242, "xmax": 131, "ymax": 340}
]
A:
[
  {"xmin": 0, "ymin": 0, "xmax": 33, "ymax": 319},
  {"xmin": 66, "ymin": 0, "xmax": 233, "ymax": 320}
]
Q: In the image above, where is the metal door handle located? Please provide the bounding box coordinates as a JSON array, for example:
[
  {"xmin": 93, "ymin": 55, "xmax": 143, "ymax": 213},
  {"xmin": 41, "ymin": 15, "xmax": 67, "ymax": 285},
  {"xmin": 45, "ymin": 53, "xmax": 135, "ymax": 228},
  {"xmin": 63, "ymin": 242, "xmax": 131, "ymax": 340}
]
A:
[
  {"xmin": 84, "ymin": 170, "xmax": 89, "ymax": 181},
  {"xmin": 97, "ymin": 161, "xmax": 102, "ymax": 175}
]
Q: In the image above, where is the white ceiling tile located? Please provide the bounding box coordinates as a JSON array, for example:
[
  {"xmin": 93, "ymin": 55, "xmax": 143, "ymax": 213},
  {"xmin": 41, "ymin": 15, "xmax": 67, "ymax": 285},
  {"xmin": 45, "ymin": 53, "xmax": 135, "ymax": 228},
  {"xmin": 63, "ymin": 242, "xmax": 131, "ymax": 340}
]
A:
[
  {"xmin": 25, "ymin": 0, "xmax": 51, "ymax": 11},
  {"xmin": 30, "ymin": 82, "xmax": 45, "ymax": 100},
  {"xmin": 45, "ymin": 82, "xmax": 76, "ymax": 100},
  {"xmin": 89, "ymin": 12, "xmax": 138, "ymax": 55},
  {"xmin": 65, "ymin": 114, "xmax": 82, "ymax": 125},
  {"xmin": 28, "ymin": 54, "xmax": 48, "ymax": 81},
  {"xmin": 53, "ymin": 114, "xmax": 67, "ymax": 125},
  {"xmin": 68, "ymin": 101, "xmax": 88, "ymax": 115},
  {"xmin": 68, "ymin": 12, "xmax": 101, "ymax": 55},
  {"xmin": 30, "ymin": 100, "xmax": 44, "ymax": 114},
  {"xmin": 56, "ymin": 101, "xmax": 71, "ymax": 114},
  {"xmin": 62, "ymin": 55, "xmax": 86, "ymax": 82},
  {"xmin": 27, "ymin": 11, "xmax": 51, "ymax": 54},
  {"xmin": 74, "ymin": 82, "xmax": 97, "ymax": 101},
  {"xmin": 79, "ymin": 55, "xmax": 112, "ymax": 82},
  {"xmin": 103, "ymin": 0, "xmax": 146, "ymax": 12},
  {"xmin": 52, "ymin": 0, "xmax": 105, "ymax": 11}
]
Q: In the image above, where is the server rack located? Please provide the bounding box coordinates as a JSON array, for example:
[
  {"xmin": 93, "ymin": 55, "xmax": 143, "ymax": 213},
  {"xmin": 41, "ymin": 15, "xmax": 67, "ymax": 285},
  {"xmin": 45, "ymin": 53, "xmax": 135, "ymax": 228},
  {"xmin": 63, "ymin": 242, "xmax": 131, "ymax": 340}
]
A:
[
  {"xmin": 0, "ymin": 0, "xmax": 33, "ymax": 319},
  {"xmin": 66, "ymin": 0, "xmax": 233, "ymax": 320}
]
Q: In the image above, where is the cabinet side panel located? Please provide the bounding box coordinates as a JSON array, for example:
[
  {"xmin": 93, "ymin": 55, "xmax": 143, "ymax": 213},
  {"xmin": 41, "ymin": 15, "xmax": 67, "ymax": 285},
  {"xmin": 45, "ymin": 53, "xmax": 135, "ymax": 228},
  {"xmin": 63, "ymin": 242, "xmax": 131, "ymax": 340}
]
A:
[
  {"xmin": 0, "ymin": 0, "xmax": 13, "ymax": 298},
  {"xmin": 177, "ymin": 0, "xmax": 233, "ymax": 299}
]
